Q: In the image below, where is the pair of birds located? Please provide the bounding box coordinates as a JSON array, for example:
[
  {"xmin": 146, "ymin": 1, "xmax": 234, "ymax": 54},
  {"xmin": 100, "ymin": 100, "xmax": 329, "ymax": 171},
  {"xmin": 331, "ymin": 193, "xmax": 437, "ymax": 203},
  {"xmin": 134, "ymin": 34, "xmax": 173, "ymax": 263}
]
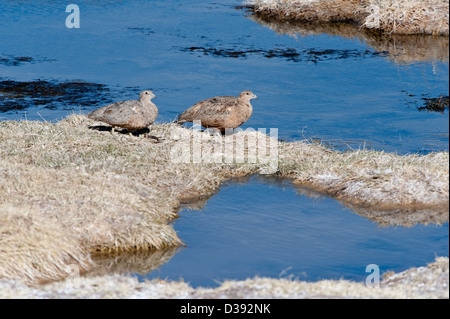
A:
[{"xmin": 87, "ymin": 90, "xmax": 258, "ymax": 133}]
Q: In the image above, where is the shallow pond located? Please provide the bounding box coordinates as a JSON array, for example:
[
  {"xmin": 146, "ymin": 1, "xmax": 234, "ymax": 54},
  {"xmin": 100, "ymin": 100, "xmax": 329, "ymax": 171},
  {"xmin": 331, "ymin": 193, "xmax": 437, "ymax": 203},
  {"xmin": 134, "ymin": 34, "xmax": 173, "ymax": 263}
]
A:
[
  {"xmin": 143, "ymin": 175, "xmax": 448, "ymax": 287},
  {"xmin": 1, "ymin": 0, "xmax": 448, "ymax": 287}
]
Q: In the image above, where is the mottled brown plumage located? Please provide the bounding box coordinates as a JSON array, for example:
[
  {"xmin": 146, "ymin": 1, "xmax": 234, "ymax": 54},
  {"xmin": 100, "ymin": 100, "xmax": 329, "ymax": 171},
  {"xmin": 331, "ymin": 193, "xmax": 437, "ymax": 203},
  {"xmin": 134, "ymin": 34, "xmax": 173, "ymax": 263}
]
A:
[
  {"xmin": 176, "ymin": 90, "xmax": 257, "ymax": 132},
  {"xmin": 87, "ymin": 90, "xmax": 158, "ymax": 131}
]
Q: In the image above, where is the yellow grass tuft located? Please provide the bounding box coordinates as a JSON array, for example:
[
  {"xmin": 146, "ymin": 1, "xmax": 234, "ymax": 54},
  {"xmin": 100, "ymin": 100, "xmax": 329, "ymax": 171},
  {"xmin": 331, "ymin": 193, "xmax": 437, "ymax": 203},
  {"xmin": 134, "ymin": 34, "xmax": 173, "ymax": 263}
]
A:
[
  {"xmin": 0, "ymin": 205, "xmax": 93, "ymax": 284},
  {"xmin": 363, "ymin": 0, "xmax": 449, "ymax": 35}
]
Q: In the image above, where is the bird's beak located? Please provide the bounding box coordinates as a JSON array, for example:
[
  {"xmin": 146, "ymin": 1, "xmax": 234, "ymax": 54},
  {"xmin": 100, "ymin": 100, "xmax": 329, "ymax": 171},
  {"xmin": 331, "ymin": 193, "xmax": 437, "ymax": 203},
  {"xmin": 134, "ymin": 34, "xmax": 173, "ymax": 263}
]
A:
[{"xmin": 253, "ymin": 94, "xmax": 258, "ymax": 99}]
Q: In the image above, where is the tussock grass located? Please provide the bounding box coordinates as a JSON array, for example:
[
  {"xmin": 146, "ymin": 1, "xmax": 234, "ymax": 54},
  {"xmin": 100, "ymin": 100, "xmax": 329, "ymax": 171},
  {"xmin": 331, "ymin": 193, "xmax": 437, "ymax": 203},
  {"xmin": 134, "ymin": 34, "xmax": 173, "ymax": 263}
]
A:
[
  {"xmin": 248, "ymin": 0, "xmax": 368, "ymax": 23},
  {"xmin": 0, "ymin": 115, "xmax": 448, "ymax": 285},
  {"xmin": 0, "ymin": 205, "xmax": 93, "ymax": 284},
  {"xmin": 0, "ymin": 115, "xmax": 268, "ymax": 284},
  {"xmin": 363, "ymin": 0, "xmax": 449, "ymax": 35},
  {"xmin": 280, "ymin": 141, "xmax": 449, "ymax": 212},
  {"xmin": 247, "ymin": 0, "xmax": 449, "ymax": 35}
]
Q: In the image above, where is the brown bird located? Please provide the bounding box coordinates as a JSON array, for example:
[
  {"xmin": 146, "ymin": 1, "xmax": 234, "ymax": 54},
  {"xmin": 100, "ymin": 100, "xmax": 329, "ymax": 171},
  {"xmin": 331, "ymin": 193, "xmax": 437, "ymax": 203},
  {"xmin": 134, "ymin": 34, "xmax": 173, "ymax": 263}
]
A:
[
  {"xmin": 176, "ymin": 90, "xmax": 257, "ymax": 132},
  {"xmin": 87, "ymin": 90, "xmax": 158, "ymax": 131}
]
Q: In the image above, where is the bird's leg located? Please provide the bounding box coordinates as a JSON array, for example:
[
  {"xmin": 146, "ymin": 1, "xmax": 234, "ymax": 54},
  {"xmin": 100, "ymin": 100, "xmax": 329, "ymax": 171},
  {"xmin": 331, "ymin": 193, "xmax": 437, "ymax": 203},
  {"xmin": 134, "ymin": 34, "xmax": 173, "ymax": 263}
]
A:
[{"xmin": 145, "ymin": 125, "xmax": 152, "ymax": 138}]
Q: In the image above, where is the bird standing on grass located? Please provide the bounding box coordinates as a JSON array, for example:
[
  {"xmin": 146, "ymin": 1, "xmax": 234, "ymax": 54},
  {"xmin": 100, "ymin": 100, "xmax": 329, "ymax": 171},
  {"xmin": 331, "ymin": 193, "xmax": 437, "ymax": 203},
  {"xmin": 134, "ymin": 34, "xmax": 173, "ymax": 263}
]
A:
[
  {"xmin": 87, "ymin": 90, "xmax": 158, "ymax": 132},
  {"xmin": 176, "ymin": 90, "xmax": 257, "ymax": 132}
]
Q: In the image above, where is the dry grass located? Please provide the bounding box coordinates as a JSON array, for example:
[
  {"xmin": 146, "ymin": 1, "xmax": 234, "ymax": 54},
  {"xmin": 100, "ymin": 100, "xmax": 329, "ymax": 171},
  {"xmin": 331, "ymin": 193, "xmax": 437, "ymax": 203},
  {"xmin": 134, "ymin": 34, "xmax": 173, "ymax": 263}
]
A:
[
  {"xmin": 280, "ymin": 141, "xmax": 449, "ymax": 214},
  {"xmin": 247, "ymin": 0, "xmax": 449, "ymax": 35},
  {"xmin": 0, "ymin": 205, "xmax": 93, "ymax": 284},
  {"xmin": 247, "ymin": 0, "xmax": 368, "ymax": 23},
  {"xmin": 364, "ymin": 0, "xmax": 449, "ymax": 35},
  {"xmin": 0, "ymin": 115, "xmax": 448, "ymax": 286},
  {"xmin": 0, "ymin": 115, "xmax": 271, "ymax": 284},
  {"xmin": 0, "ymin": 257, "xmax": 447, "ymax": 298}
]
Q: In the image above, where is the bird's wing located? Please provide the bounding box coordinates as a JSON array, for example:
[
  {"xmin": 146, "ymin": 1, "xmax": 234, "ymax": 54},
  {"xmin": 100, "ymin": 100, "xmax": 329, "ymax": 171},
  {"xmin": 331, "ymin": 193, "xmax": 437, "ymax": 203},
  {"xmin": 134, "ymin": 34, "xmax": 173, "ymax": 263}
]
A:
[
  {"xmin": 88, "ymin": 100, "xmax": 140, "ymax": 126},
  {"xmin": 177, "ymin": 96, "xmax": 236, "ymax": 123}
]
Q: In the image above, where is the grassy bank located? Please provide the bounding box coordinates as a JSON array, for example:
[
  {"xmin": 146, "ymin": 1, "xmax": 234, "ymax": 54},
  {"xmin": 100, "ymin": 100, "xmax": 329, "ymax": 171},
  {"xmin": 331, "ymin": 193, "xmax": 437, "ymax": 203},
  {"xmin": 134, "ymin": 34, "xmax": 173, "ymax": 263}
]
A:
[
  {"xmin": 247, "ymin": 0, "xmax": 449, "ymax": 35},
  {"xmin": 1, "ymin": 257, "xmax": 448, "ymax": 298},
  {"xmin": 0, "ymin": 115, "xmax": 448, "ymax": 287}
]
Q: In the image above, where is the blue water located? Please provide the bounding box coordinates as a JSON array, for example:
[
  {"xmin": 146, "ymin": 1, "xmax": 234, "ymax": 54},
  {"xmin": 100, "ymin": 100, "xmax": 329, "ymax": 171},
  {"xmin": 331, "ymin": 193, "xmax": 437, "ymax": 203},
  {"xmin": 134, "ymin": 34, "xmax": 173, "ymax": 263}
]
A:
[
  {"xmin": 1, "ymin": 0, "xmax": 448, "ymax": 153},
  {"xmin": 1, "ymin": 0, "xmax": 448, "ymax": 287},
  {"xmin": 144, "ymin": 176, "xmax": 448, "ymax": 287}
]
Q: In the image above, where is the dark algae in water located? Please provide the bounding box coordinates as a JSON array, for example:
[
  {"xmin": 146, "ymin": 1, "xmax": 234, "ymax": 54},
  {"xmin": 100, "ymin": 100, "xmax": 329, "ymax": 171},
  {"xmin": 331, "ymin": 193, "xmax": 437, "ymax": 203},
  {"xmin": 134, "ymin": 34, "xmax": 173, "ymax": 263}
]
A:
[
  {"xmin": 403, "ymin": 91, "xmax": 450, "ymax": 114},
  {"xmin": 0, "ymin": 79, "xmax": 111, "ymax": 112},
  {"xmin": 0, "ymin": 54, "xmax": 54, "ymax": 67},
  {"xmin": 0, "ymin": 55, "xmax": 33, "ymax": 66},
  {"xmin": 181, "ymin": 45, "xmax": 387, "ymax": 63},
  {"xmin": 419, "ymin": 96, "xmax": 449, "ymax": 113}
]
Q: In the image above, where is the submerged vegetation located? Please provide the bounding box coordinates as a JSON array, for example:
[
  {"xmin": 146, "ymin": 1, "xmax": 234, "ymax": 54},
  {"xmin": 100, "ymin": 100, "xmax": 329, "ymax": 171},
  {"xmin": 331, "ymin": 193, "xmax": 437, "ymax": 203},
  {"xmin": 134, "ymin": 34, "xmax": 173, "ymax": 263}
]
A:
[
  {"xmin": 181, "ymin": 45, "xmax": 387, "ymax": 63},
  {"xmin": 0, "ymin": 55, "xmax": 33, "ymax": 67},
  {"xmin": 418, "ymin": 96, "xmax": 449, "ymax": 113},
  {"xmin": 0, "ymin": 80, "xmax": 111, "ymax": 112},
  {"xmin": 0, "ymin": 115, "xmax": 448, "ymax": 287}
]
